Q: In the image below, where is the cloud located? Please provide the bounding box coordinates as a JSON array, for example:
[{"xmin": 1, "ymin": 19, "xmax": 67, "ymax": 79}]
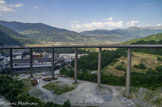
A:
[
  {"xmin": 71, "ymin": 20, "xmax": 123, "ymax": 32},
  {"xmin": 103, "ymin": 17, "xmax": 113, "ymax": 21},
  {"xmin": 126, "ymin": 21, "xmax": 139, "ymax": 27},
  {"xmin": 71, "ymin": 17, "xmax": 140, "ymax": 31},
  {"xmin": 156, "ymin": 24, "xmax": 162, "ymax": 26},
  {"xmin": 107, "ymin": 17, "xmax": 113, "ymax": 21},
  {"xmin": 0, "ymin": 0, "xmax": 23, "ymax": 15},
  {"xmin": 9, "ymin": 3, "xmax": 23, "ymax": 8},
  {"xmin": 0, "ymin": 0, "xmax": 15, "ymax": 12}
]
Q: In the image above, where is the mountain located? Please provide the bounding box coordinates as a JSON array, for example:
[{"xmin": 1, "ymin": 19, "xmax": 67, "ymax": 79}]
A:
[
  {"xmin": 0, "ymin": 24, "xmax": 35, "ymax": 46},
  {"xmin": 0, "ymin": 21, "xmax": 90, "ymax": 45},
  {"xmin": 81, "ymin": 29, "xmax": 131, "ymax": 42},
  {"xmin": 81, "ymin": 26, "xmax": 162, "ymax": 42}
]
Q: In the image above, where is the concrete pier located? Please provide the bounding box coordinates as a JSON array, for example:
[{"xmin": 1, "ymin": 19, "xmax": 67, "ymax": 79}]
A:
[
  {"xmin": 30, "ymin": 48, "xmax": 33, "ymax": 78},
  {"xmin": 74, "ymin": 48, "xmax": 78, "ymax": 83},
  {"xmin": 97, "ymin": 47, "xmax": 102, "ymax": 88},
  {"xmin": 125, "ymin": 48, "xmax": 132, "ymax": 97},
  {"xmin": 52, "ymin": 48, "xmax": 55, "ymax": 79},
  {"xmin": 9, "ymin": 49, "xmax": 13, "ymax": 76}
]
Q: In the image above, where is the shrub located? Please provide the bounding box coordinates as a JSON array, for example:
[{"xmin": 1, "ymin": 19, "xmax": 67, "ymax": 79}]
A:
[
  {"xmin": 134, "ymin": 63, "xmax": 146, "ymax": 69},
  {"xmin": 157, "ymin": 57, "xmax": 162, "ymax": 62},
  {"xmin": 115, "ymin": 65, "xmax": 126, "ymax": 71},
  {"xmin": 156, "ymin": 65, "xmax": 162, "ymax": 72}
]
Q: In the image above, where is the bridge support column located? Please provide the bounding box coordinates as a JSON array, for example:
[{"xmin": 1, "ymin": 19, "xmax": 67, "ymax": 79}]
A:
[
  {"xmin": 30, "ymin": 48, "xmax": 33, "ymax": 78},
  {"xmin": 125, "ymin": 48, "xmax": 132, "ymax": 97},
  {"xmin": 52, "ymin": 48, "xmax": 55, "ymax": 80},
  {"xmin": 9, "ymin": 49, "xmax": 13, "ymax": 76},
  {"xmin": 74, "ymin": 48, "xmax": 78, "ymax": 83},
  {"xmin": 97, "ymin": 47, "xmax": 102, "ymax": 88}
]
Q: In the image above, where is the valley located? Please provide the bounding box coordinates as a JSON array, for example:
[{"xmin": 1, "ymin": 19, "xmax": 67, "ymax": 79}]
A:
[{"xmin": 1, "ymin": 21, "xmax": 162, "ymax": 46}]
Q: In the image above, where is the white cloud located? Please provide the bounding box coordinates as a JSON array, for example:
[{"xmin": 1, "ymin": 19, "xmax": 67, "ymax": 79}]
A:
[
  {"xmin": 126, "ymin": 21, "xmax": 139, "ymax": 27},
  {"xmin": 107, "ymin": 17, "xmax": 113, "ymax": 21},
  {"xmin": 0, "ymin": 0, "xmax": 15, "ymax": 12},
  {"xmin": 9, "ymin": 3, "xmax": 23, "ymax": 8},
  {"xmin": 156, "ymin": 24, "xmax": 162, "ymax": 26},
  {"xmin": 104, "ymin": 17, "xmax": 113, "ymax": 21},
  {"xmin": 0, "ymin": 0, "xmax": 23, "ymax": 15},
  {"xmin": 71, "ymin": 17, "xmax": 141, "ymax": 31},
  {"xmin": 71, "ymin": 20, "xmax": 123, "ymax": 32}
]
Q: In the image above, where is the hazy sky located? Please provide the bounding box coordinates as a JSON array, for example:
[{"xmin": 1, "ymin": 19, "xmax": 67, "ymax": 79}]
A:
[{"xmin": 0, "ymin": 0, "xmax": 162, "ymax": 32}]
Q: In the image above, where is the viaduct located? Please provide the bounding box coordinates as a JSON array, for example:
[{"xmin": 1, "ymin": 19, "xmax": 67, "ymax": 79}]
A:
[{"xmin": 0, "ymin": 44, "xmax": 162, "ymax": 97}]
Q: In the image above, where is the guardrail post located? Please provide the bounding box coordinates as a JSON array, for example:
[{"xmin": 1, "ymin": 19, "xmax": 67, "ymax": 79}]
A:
[
  {"xmin": 30, "ymin": 48, "xmax": 33, "ymax": 78},
  {"xmin": 97, "ymin": 47, "xmax": 102, "ymax": 88},
  {"xmin": 74, "ymin": 48, "xmax": 78, "ymax": 83},
  {"xmin": 52, "ymin": 48, "xmax": 55, "ymax": 79},
  {"xmin": 126, "ymin": 48, "xmax": 132, "ymax": 97},
  {"xmin": 9, "ymin": 49, "xmax": 13, "ymax": 76}
]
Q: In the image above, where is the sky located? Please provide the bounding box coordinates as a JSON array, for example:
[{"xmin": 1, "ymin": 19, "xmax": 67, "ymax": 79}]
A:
[{"xmin": 0, "ymin": 0, "xmax": 162, "ymax": 32}]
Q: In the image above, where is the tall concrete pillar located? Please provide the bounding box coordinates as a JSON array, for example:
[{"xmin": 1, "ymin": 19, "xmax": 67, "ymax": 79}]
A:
[
  {"xmin": 52, "ymin": 48, "xmax": 55, "ymax": 80},
  {"xmin": 97, "ymin": 47, "xmax": 102, "ymax": 88},
  {"xmin": 9, "ymin": 49, "xmax": 13, "ymax": 76},
  {"xmin": 74, "ymin": 48, "xmax": 78, "ymax": 83},
  {"xmin": 125, "ymin": 48, "xmax": 132, "ymax": 97},
  {"xmin": 30, "ymin": 48, "xmax": 33, "ymax": 78}
]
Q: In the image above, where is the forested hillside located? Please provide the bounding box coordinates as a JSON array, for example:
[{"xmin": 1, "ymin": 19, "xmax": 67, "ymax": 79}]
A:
[
  {"xmin": 0, "ymin": 21, "xmax": 91, "ymax": 45},
  {"xmin": 122, "ymin": 33, "xmax": 162, "ymax": 55},
  {"xmin": 0, "ymin": 24, "xmax": 35, "ymax": 46}
]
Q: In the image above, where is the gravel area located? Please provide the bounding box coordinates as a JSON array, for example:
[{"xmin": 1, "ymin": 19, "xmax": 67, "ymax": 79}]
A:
[
  {"xmin": 117, "ymin": 95, "xmax": 135, "ymax": 107},
  {"xmin": 17, "ymin": 70, "xmax": 129, "ymax": 107}
]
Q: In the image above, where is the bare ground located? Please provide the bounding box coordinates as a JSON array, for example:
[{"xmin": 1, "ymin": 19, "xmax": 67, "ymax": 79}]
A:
[{"xmin": 17, "ymin": 70, "xmax": 133, "ymax": 107}]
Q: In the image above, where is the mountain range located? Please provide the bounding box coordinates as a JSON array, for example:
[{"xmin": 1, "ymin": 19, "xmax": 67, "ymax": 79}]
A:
[
  {"xmin": 0, "ymin": 20, "xmax": 162, "ymax": 46},
  {"xmin": 81, "ymin": 26, "xmax": 162, "ymax": 42}
]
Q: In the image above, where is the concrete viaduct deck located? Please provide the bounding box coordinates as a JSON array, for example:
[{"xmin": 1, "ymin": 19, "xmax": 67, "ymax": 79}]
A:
[{"xmin": 0, "ymin": 44, "xmax": 162, "ymax": 97}]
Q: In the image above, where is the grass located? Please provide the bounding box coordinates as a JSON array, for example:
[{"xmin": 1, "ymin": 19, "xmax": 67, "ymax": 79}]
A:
[
  {"xmin": 121, "ymin": 33, "xmax": 162, "ymax": 45},
  {"xmin": 102, "ymin": 52, "xmax": 162, "ymax": 77},
  {"xmin": 43, "ymin": 82, "xmax": 75, "ymax": 95},
  {"xmin": 21, "ymin": 78, "xmax": 33, "ymax": 92}
]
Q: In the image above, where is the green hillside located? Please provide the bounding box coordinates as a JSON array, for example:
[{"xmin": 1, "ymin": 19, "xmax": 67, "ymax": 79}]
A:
[
  {"xmin": 120, "ymin": 33, "xmax": 162, "ymax": 55},
  {"xmin": 122, "ymin": 33, "xmax": 162, "ymax": 44},
  {"xmin": 0, "ymin": 21, "xmax": 93, "ymax": 45},
  {"xmin": 0, "ymin": 24, "xmax": 35, "ymax": 46}
]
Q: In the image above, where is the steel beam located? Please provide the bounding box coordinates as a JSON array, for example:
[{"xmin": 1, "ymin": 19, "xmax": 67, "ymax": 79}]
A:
[
  {"xmin": 1, "ymin": 44, "xmax": 162, "ymax": 49},
  {"xmin": 30, "ymin": 48, "xmax": 33, "ymax": 78},
  {"xmin": 74, "ymin": 48, "xmax": 78, "ymax": 83},
  {"xmin": 97, "ymin": 47, "xmax": 102, "ymax": 88},
  {"xmin": 9, "ymin": 49, "xmax": 13, "ymax": 76},
  {"xmin": 52, "ymin": 48, "xmax": 55, "ymax": 80},
  {"xmin": 125, "ymin": 48, "xmax": 132, "ymax": 97}
]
